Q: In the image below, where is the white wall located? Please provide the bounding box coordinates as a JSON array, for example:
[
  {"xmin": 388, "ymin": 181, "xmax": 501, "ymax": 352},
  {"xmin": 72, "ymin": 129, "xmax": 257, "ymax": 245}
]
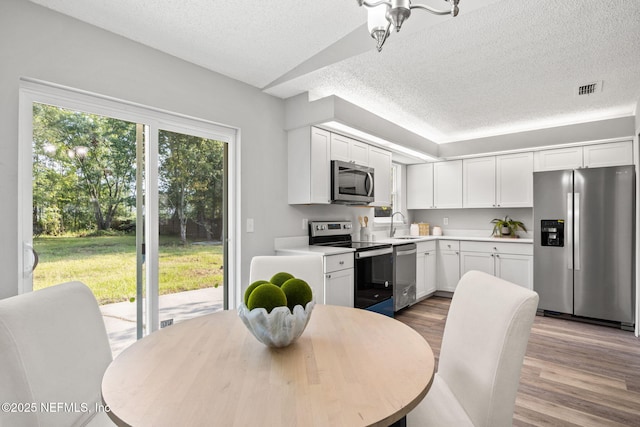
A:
[
  {"xmin": 0, "ymin": 0, "xmax": 292, "ymax": 300},
  {"xmin": 411, "ymin": 208, "xmax": 533, "ymax": 237}
]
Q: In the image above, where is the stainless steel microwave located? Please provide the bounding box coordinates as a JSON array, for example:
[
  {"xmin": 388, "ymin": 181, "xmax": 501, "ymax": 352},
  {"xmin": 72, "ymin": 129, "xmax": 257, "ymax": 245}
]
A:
[{"xmin": 331, "ymin": 160, "xmax": 374, "ymax": 204}]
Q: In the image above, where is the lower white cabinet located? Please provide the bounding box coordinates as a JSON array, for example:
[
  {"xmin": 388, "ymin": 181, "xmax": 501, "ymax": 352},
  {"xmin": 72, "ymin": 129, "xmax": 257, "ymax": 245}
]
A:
[
  {"xmin": 459, "ymin": 241, "xmax": 533, "ymax": 289},
  {"xmin": 437, "ymin": 241, "xmax": 460, "ymax": 292},
  {"xmin": 324, "ymin": 253, "xmax": 354, "ymax": 307},
  {"xmin": 416, "ymin": 241, "xmax": 437, "ymax": 300}
]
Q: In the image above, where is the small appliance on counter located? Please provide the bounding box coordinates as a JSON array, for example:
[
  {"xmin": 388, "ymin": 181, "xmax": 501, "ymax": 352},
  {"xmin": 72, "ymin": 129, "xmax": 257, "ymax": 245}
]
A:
[{"xmin": 309, "ymin": 220, "xmax": 394, "ymax": 317}]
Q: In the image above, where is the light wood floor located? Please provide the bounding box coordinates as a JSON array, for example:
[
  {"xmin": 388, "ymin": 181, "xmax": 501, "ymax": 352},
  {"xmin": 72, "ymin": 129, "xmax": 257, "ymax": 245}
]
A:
[{"xmin": 395, "ymin": 296, "xmax": 640, "ymax": 427}]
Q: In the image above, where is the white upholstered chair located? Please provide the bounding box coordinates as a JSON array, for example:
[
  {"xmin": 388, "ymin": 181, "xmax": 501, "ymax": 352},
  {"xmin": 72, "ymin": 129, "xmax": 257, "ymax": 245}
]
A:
[
  {"xmin": 249, "ymin": 255, "xmax": 324, "ymax": 303},
  {"xmin": 407, "ymin": 270, "xmax": 539, "ymax": 427},
  {"xmin": 0, "ymin": 281, "xmax": 114, "ymax": 426}
]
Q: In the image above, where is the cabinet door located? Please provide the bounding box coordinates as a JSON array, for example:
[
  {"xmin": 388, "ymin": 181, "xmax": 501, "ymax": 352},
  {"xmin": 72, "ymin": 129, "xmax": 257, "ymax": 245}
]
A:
[
  {"xmin": 407, "ymin": 163, "xmax": 434, "ymax": 209},
  {"xmin": 533, "ymin": 147, "xmax": 583, "ymax": 171},
  {"xmin": 434, "ymin": 160, "xmax": 463, "ymax": 208},
  {"xmin": 495, "ymin": 254, "xmax": 533, "ymax": 289},
  {"xmin": 425, "ymin": 250, "xmax": 437, "ymax": 295},
  {"xmin": 583, "ymin": 141, "xmax": 633, "ymax": 168},
  {"xmin": 369, "ymin": 146, "xmax": 392, "ymax": 207},
  {"xmin": 496, "ymin": 152, "xmax": 533, "ymax": 207},
  {"xmin": 330, "ymin": 133, "xmax": 368, "ymax": 165},
  {"xmin": 350, "ymin": 140, "xmax": 369, "ymax": 166},
  {"xmin": 310, "ymin": 127, "xmax": 331, "ymax": 204},
  {"xmin": 463, "ymin": 157, "xmax": 496, "ymax": 208},
  {"xmin": 288, "ymin": 126, "xmax": 331, "ymax": 204},
  {"xmin": 437, "ymin": 250, "xmax": 460, "ymax": 292},
  {"xmin": 330, "ymin": 133, "xmax": 351, "ymax": 162},
  {"xmin": 416, "ymin": 252, "xmax": 428, "ymax": 299},
  {"xmin": 460, "ymin": 251, "xmax": 495, "ymax": 277},
  {"xmin": 325, "ymin": 268, "xmax": 354, "ymax": 307}
]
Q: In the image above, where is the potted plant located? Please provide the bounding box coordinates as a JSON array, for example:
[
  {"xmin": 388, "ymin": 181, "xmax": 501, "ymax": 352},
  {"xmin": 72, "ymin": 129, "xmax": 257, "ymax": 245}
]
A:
[{"xmin": 491, "ymin": 215, "xmax": 527, "ymax": 238}]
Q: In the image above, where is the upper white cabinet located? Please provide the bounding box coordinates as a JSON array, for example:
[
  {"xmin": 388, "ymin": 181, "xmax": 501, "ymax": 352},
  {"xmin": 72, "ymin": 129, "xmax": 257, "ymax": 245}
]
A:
[
  {"xmin": 330, "ymin": 133, "xmax": 369, "ymax": 166},
  {"xmin": 433, "ymin": 160, "xmax": 463, "ymax": 208},
  {"xmin": 462, "ymin": 157, "xmax": 496, "ymax": 208},
  {"xmin": 288, "ymin": 126, "xmax": 331, "ymax": 205},
  {"xmin": 407, "ymin": 163, "xmax": 434, "ymax": 209},
  {"xmin": 463, "ymin": 153, "xmax": 533, "ymax": 208},
  {"xmin": 288, "ymin": 126, "xmax": 392, "ymax": 206},
  {"xmin": 534, "ymin": 141, "xmax": 633, "ymax": 171},
  {"xmin": 496, "ymin": 152, "xmax": 534, "ymax": 207},
  {"xmin": 369, "ymin": 146, "xmax": 392, "ymax": 207},
  {"xmin": 583, "ymin": 141, "xmax": 633, "ymax": 168}
]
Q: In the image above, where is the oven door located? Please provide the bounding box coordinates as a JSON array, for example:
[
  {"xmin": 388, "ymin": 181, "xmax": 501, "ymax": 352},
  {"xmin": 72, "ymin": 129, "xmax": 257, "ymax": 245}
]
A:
[
  {"xmin": 332, "ymin": 160, "xmax": 374, "ymax": 204},
  {"xmin": 354, "ymin": 248, "xmax": 393, "ymax": 314}
]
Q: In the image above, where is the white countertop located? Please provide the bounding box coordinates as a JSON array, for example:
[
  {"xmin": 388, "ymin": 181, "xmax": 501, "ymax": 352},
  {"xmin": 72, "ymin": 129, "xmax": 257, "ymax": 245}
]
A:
[
  {"xmin": 275, "ymin": 233, "xmax": 532, "ymax": 256},
  {"xmin": 381, "ymin": 235, "xmax": 533, "ymax": 245}
]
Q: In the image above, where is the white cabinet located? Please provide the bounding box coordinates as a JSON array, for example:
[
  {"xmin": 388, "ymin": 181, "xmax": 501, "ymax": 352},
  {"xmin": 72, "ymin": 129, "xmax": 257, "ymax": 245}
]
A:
[
  {"xmin": 324, "ymin": 253, "xmax": 354, "ymax": 307},
  {"xmin": 463, "ymin": 153, "xmax": 533, "ymax": 208},
  {"xmin": 463, "ymin": 157, "xmax": 496, "ymax": 208},
  {"xmin": 407, "ymin": 163, "xmax": 434, "ymax": 209},
  {"xmin": 437, "ymin": 240, "xmax": 460, "ymax": 292},
  {"xmin": 459, "ymin": 241, "xmax": 533, "ymax": 289},
  {"xmin": 416, "ymin": 241, "xmax": 437, "ymax": 300},
  {"xmin": 288, "ymin": 126, "xmax": 331, "ymax": 205},
  {"xmin": 368, "ymin": 146, "xmax": 393, "ymax": 207},
  {"xmin": 330, "ymin": 133, "xmax": 369, "ymax": 166},
  {"xmin": 434, "ymin": 161, "xmax": 463, "ymax": 208},
  {"xmin": 533, "ymin": 146, "xmax": 582, "ymax": 171},
  {"xmin": 496, "ymin": 152, "xmax": 534, "ymax": 207},
  {"xmin": 583, "ymin": 141, "xmax": 633, "ymax": 168},
  {"xmin": 534, "ymin": 141, "xmax": 633, "ymax": 171}
]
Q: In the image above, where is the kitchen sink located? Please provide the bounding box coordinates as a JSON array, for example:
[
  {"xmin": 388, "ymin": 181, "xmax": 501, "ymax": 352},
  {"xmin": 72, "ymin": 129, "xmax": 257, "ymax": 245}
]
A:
[{"xmin": 393, "ymin": 236, "xmax": 423, "ymax": 240}]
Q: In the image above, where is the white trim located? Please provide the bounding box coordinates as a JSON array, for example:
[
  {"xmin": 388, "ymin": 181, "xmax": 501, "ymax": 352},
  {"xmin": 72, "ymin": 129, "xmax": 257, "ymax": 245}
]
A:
[{"xmin": 18, "ymin": 78, "xmax": 240, "ymax": 334}]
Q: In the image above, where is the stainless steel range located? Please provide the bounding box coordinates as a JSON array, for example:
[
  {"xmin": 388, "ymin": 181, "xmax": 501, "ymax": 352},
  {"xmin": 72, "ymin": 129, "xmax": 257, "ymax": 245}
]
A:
[{"xmin": 309, "ymin": 221, "xmax": 394, "ymax": 317}]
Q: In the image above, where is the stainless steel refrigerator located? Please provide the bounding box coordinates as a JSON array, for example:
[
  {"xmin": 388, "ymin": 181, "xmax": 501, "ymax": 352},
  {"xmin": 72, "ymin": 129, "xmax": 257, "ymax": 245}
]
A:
[{"xmin": 533, "ymin": 165, "xmax": 635, "ymax": 329}]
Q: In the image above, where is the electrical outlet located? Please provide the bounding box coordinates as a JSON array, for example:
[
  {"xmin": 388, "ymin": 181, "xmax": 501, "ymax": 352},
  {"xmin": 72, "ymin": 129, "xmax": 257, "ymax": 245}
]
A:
[
  {"xmin": 302, "ymin": 218, "xmax": 308, "ymax": 230},
  {"xmin": 246, "ymin": 218, "xmax": 254, "ymax": 233},
  {"xmin": 160, "ymin": 319, "xmax": 173, "ymax": 328},
  {"xmin": 443, "ymin": 217, "xmax": 449, "ymax": 225}
]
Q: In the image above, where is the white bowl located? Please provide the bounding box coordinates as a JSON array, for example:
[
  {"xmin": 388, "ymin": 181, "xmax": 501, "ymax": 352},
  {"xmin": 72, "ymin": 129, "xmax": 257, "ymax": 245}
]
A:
[{"xmin": 238, "ymin": 301, "xmax": 315, "ymax": 348}]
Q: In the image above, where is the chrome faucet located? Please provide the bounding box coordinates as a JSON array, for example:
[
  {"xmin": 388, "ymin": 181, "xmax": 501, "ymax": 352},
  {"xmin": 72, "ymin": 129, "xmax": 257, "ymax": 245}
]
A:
[{"xmin": 389, "ymin": 211, "xmax": 406, "ymax": 238}]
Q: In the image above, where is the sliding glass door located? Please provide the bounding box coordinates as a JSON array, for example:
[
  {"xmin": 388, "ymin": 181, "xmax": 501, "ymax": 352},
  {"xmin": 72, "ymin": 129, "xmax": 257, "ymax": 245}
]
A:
[{"xmin": 19, "ymin": 81, "xmax": 236, "ymax": 356}]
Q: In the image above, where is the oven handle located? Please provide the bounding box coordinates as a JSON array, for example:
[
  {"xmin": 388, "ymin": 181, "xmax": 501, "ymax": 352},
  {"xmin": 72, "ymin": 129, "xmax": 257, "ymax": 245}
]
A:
[{"xmin": 355, "ymin": 247, "xmax": 393, "ymax": 259}]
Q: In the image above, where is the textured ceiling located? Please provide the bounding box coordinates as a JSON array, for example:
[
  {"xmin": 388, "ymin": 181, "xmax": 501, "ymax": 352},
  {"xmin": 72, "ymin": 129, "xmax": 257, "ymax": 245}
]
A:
[{"xmin": 28, "ymin": 0, "xmax": 640, "ymax": 144}]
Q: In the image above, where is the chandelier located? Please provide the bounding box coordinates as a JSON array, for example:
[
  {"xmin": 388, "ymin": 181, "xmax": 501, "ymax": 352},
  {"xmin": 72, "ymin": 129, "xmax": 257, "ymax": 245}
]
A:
[{"xmin": 356, "ymin": 0, "xmax": 460, "ymax": 51}]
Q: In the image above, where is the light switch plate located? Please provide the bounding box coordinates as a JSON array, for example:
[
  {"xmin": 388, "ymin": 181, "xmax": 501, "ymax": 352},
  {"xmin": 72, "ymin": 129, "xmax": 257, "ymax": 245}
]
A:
[{"xmin": 247, "ymin": 218, "xmax": 254, "ymax": 233}]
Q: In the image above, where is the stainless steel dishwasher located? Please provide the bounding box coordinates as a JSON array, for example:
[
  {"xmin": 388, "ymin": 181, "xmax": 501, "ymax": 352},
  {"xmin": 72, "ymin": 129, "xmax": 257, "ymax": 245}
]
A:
[{"xmin": 393, "ymin": 243, "xmax": 417, "ymax": 311}]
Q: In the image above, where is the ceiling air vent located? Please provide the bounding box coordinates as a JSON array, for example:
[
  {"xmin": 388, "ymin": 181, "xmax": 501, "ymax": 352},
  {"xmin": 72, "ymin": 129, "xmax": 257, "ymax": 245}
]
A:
[{"xmin": 577, "ymin": 81, "xmax": 602, "ymax": 96}]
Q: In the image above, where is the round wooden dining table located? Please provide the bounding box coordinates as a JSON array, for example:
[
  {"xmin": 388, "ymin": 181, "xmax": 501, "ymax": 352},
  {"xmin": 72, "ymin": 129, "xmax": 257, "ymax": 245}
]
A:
[{"xmin": 102, "ymin": 304, "xmax": 435, "ymax": 427}]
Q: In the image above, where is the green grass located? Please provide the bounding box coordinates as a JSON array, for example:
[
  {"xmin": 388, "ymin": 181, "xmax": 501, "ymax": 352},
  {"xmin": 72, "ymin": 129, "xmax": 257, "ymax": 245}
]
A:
[{"xmin": 33, "ymin": 235, "xmax": 223, "ymax": 305}]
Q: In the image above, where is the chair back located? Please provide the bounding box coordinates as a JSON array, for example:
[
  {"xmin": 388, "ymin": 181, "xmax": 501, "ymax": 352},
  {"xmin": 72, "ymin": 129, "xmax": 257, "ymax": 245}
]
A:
[
  {"xmin": 438, "ymin": 271, "xmax": 539, "ymax": 427},
  {"xmin": 0, "ymin": 282, "xmax": 113, "ymax": 427},
  {"xmin": 249, "ymin": 255, "xmax": 324, "ymax": 303}
]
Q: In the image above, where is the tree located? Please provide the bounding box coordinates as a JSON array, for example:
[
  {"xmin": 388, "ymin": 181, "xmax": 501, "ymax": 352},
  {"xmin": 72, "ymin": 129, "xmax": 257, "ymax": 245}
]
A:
[
  {"xmin": 158, "ymin": 130, "xmax": 225, "ymax": 244},
  {"xmin": 32, "ymin": 103, "xmax": 137, "ymax": 233}
]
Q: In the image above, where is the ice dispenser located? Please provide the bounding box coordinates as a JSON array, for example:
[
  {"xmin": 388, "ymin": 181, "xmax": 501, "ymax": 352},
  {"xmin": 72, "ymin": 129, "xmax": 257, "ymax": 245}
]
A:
[{"xmin": 540, "ymin": 219, "xmax": 564, "ymax": 247}]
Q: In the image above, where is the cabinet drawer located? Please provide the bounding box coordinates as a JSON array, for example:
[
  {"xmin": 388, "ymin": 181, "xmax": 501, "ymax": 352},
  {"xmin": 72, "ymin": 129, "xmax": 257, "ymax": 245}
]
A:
[
  {"xmin": 460, "ymin": 241, "xmax": 532, "ymax": 255},
  {"xmin": 324, "ymin": 253, "xmax": 354, "ymax": 273},
  {"xmin": 438, "ymin": 240, "xmax": 460, "ymax": 251},
  {"xmin": 417, "ymin": 241, "xmax": 437, "ymax": 252}
]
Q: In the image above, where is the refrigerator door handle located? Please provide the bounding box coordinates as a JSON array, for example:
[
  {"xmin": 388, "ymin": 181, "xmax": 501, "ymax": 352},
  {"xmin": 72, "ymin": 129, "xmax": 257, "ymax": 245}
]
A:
[
  {"xmin": 567, "ymin": 192, "xmax": 573, "ymax": 270},
  {"xmin": 574, "ymin": 192, "xmax": 580, "ymax": 271}
]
